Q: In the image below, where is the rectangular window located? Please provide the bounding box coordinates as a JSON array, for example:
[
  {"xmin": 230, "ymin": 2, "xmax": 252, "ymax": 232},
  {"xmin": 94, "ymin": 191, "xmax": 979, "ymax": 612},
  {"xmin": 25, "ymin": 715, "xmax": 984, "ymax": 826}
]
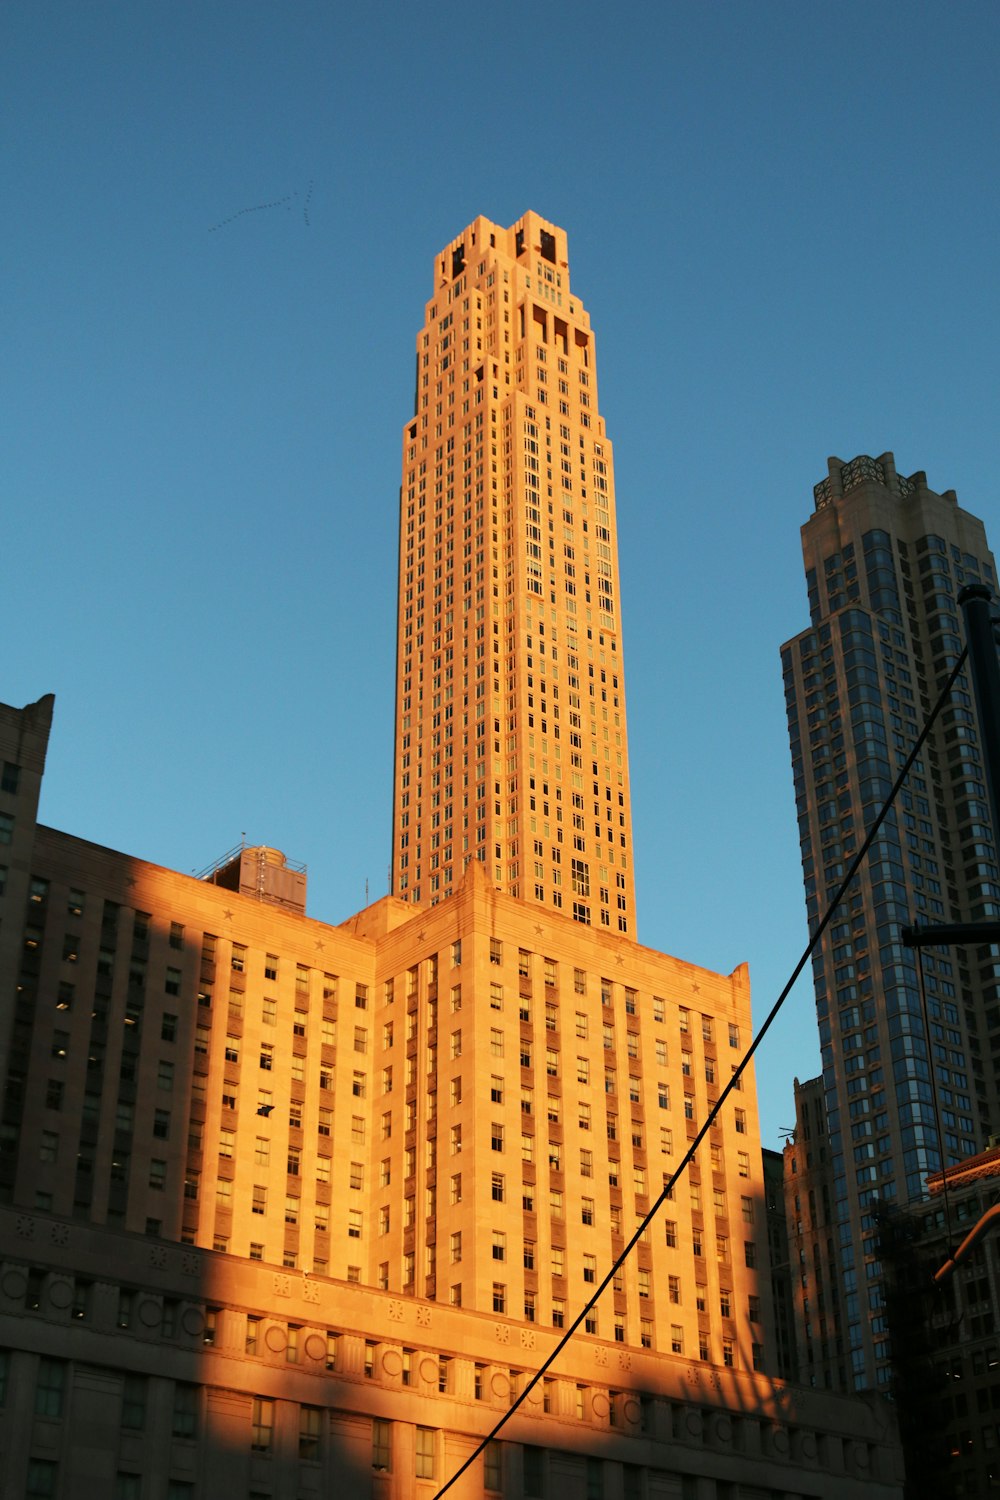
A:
[
  {"xmin": 485, "ymin": 1440, "xmax": 502, "ymax": 1492},
  {"xmin": 416, "ymin": 1426, "xmax": 436, "ymax": 1479},
  {"xmin": 299, "ymin": 1404, "xmax": 321, "ymax": 1460},
  {"xmin": 372, "ymin": 1418, "xmax": 392, "ymax": 1472},
  {"xmin": 523, "ymin": 1446, "xmax": 545, "ymax": 1498},
  {"xmin": 251, "ymin": 1396, "xmax": 274, "ymax": 1451},
  {"xmin": 26, "ymin": 1460, "xmax": 58, "ymax": 1499},
  {"xmin": 172, "ymin": 1383, "xmax": 197, "ymax": 1438},
  {"xmin": 119, "ymin": 1374, "xmax": 146, "ymax": 1431},
  {"xmin": 35, "ymin": 1358, "xmax": 65, "ymax": 1418}
]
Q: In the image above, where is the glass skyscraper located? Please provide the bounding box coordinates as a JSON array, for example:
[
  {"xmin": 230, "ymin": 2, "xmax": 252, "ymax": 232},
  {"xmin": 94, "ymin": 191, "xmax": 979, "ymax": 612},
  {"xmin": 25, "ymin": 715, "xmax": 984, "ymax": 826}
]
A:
[{"xmin": 781, "ymin": 452, "xmax": 997, "ymax": 1390}]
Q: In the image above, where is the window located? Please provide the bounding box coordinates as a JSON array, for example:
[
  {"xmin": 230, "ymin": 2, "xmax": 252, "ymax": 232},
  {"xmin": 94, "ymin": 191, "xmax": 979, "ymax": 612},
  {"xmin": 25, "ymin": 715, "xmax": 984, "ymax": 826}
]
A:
[
  {"xmin": 299, "ymin": 1404, "xmax": 321, "ymax": 1460},
  {"xmin": 372, "ymin": 1418, "xmax": 392, "ymax": 1472},
  {"xmin": 349, "ymin": 1210, "xmax": 362, "ymax": 1238},
  {"xmin": 172, "ymin": 1383, "xmax": 197, "ymax": 1438},
  {"xmin": 492, "ymin": 1283, "xmax": 506, "ymax": 1314},
  {"xmin": 490, "ymin": 1027, "xmax": 504, "ymax": 1057},
  {"xmin": 491, "ymin": 1122, "xmax": 504, "ymax": 1152},
  {"xmin": 485, "ymin": 1440, "xmax": 502, "ymax": 1492},
  {"xmin": 120, "ymin": 1374, "xmax": 146, "ymax": 1431},
  {"xmin": 26, "ymin": 1462, "xmax": 58, "ymax": 1499},
  {"xmin": 251, "ymin": 1396, "xmax": 274, "ymax": 1451},
  {"xmin": 583, "ymin": 1254, "xmax": 596, "ymax": 1283},
  {"xmin": 492, "ymin": 1230, "xmax": 506, "ymax": 1262},
  {"xmin": 416, "ymin": 1426, "xmax": 436, "ymax": 1480},
  {"xmin": 35, "ymin": 1358, "xmax": 65, "ymax": 1418},
  {"xmin": 523, "ymin": 1446, "xmax": 545, "ymax": 1497}
]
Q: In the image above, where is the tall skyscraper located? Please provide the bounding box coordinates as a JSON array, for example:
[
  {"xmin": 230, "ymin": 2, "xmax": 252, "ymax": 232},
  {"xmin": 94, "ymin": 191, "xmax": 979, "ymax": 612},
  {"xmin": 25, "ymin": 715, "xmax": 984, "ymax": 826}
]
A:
[
  {"xmin": 392, "ymin": 213, "xmax": 636, "ymax": 935},
  {"xmin": 781, "ymin": 452, "xmax": 998, "ymax": 1392},
  {"xmin": 0, "ymin": 247, "xmax": 906, "ymax": 1498}
]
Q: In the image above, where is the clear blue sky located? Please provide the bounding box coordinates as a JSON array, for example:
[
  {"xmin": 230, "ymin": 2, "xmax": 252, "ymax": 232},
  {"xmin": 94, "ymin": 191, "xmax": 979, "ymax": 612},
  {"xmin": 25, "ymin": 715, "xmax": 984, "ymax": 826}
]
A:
[{"xmin": 5, "ymin": 2, "xmax": 999, "ymax": 1150}]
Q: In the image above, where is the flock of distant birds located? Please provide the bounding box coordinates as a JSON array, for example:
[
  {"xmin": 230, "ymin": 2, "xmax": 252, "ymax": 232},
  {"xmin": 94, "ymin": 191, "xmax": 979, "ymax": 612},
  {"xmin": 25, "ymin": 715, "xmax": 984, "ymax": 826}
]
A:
[{"xmin": 209, "ymin": 179, "xmax": 313, "ymax": 233}]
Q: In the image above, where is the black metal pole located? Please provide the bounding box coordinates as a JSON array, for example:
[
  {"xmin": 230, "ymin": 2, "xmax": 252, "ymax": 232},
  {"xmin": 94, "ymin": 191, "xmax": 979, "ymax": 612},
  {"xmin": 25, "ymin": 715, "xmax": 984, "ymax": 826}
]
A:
[{"xmin": 958, "ymin": 584, "xmax": 1000, "ymax": 843}]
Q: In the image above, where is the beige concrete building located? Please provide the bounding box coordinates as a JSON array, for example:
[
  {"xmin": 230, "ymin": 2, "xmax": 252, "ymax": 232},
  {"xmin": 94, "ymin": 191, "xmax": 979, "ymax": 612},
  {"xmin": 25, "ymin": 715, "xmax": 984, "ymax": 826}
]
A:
[
  {"xmin": 0, "ymin": 222, "xmax": 904, "ymax": 1498},
  {"xmin": 0, "ymin": 691, "xmax": 901, "ymax": 1496},
  {"xmin": 392, "ymin": 213, "xmax": 635, "ymax": 934}
]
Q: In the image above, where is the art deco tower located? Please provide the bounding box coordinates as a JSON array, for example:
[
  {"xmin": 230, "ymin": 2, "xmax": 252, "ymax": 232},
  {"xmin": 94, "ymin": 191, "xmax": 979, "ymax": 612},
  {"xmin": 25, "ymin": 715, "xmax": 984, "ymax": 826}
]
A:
[
  {"xmin": 781, "ymin": 453, "xmax": 998, "ymax": 1392},
  {"xmin": 392, "ymin": 213, "xmax": 636, "ymax": 935}
]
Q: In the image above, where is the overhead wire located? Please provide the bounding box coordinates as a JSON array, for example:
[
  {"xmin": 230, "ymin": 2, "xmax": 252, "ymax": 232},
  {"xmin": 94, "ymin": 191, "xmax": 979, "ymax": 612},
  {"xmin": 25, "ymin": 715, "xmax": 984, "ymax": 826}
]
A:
[{"xmin": 432, "ymin": 645, "xmax": 970, "ymax": 1500}]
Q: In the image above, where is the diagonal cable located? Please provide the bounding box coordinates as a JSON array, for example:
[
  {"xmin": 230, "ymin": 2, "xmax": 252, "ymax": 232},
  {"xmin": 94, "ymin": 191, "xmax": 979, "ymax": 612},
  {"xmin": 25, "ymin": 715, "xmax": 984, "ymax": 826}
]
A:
[{"xmin": 433, "ymin": 646, "xmax": 969, "ymax": 1499}]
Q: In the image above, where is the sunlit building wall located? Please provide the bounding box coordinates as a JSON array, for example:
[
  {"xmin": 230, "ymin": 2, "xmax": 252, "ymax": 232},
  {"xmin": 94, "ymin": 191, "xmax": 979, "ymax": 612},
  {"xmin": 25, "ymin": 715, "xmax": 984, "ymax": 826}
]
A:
[
  {"xmin": 392, "ymin": 214, "xmax": 636, "ymax": 935},
  {"xmin": 0, "ymin": 231, "xmax": 906, "ymax": 1496}
]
